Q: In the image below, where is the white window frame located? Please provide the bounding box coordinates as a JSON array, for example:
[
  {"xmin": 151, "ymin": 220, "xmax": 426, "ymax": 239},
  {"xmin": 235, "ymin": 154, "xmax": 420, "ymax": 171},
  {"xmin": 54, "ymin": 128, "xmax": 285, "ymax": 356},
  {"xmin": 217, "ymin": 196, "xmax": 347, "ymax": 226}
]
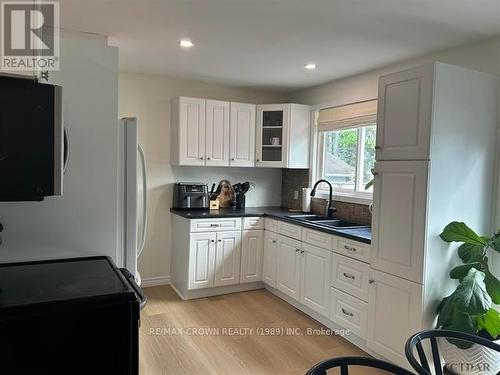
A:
[{"xmin": 309, "ymin": 101, "xmax": 377, "ymax": 205}]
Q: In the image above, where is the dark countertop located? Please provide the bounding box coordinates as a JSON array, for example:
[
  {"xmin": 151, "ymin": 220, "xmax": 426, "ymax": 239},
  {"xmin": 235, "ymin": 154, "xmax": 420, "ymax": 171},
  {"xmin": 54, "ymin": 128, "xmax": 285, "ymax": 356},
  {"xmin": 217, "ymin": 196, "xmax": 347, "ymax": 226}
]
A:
[{"xmin": 170, "ymin": 206, "xmax": 371, "ymax": 244}]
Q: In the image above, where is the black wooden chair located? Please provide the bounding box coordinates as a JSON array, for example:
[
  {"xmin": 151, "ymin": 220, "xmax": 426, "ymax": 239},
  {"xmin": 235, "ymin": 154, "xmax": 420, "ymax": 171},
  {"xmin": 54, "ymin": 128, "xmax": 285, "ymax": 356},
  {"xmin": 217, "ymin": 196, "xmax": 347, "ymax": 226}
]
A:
[
  {"xmin": 305, "ymin": 356, "xmax": 415, "ymax": 375},
  {"xmin": 405, "ymin": 329, "xmax": 500, "ymax": 375}
]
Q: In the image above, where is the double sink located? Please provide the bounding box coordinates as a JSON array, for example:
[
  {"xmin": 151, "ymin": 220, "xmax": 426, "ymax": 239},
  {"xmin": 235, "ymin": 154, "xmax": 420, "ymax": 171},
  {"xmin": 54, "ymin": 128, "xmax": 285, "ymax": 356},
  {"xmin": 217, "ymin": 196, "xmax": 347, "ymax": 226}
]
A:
[{"xmin": 285, "ymin": 214, "xmax": 371, "ymax": 235}]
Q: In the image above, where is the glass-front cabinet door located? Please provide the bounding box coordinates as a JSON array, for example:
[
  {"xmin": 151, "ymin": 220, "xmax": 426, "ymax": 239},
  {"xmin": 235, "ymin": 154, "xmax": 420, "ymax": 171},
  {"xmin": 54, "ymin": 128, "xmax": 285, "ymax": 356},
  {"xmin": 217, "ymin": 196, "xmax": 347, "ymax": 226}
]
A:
[{"xmin": 256, "ymin": 104, "xmax": 288, "ymax": 167}]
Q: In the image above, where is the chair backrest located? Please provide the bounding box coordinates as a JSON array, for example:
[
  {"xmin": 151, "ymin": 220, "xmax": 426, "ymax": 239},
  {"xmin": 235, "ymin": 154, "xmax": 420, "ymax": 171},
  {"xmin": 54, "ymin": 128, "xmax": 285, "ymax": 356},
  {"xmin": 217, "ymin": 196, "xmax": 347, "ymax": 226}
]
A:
[
  {"xmin": 405, "ymin": 329, "xmax": 500, "ymax": 375},
  {"xmin": 305, "ymin": 356, "xmax": 415, "ymax": 375}
]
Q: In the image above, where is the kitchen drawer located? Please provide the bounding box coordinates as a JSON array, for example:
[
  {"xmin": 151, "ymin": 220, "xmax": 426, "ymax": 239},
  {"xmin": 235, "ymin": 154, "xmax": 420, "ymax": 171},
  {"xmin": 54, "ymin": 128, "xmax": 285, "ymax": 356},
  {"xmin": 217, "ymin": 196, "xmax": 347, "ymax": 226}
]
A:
[
  {"xmin": 265, "ymin": 218, "xmax": 278, "ymax": 233},
  {"xmin": 243, "ymin": 217, "xmax": 265, "ymax": 230},
  {"xmin": 332, "ymin": 253, "xmax": 369, "ymax": 302},
  {"xmin": 330, "ymin": 287, "xmax": 368, "ymax": 339},
  {"xmin": 334, "ymin": 237, "xmax": 371, "ymax": 263},
  {"xmin": 302, "ymin": 228, "xmax": 333, "ymax": 250},
  {"xmin": 190, "ymin": 218, "xmax": 242, "ymax": 232},
  {"xmin": 278, "ymin": 221, "xmax": 302, "ymax": 241}
]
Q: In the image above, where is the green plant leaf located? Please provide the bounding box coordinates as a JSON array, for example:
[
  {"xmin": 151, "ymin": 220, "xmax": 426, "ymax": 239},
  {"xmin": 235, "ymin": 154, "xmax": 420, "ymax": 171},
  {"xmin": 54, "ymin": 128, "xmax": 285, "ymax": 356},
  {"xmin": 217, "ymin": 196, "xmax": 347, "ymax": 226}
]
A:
[
  {"xmin": 453, "ymin": 268, "xmax": 491, "ymax": 315},
  {"xmin": 484, "ymin": 270, "xmax": 500, "ymax": 304},
  {"xmin": 444, "ymin": 311, "xmax": 477, "ymax": 349},
  {"xmin": 457, "ymin": 243, "xmax": 486, "ymax": 263},
  {"xmin": 449, "ymin": 263, "xmax": 481, "ymax": 280},
  {"xmin": 436, "ymin": 269, "xmax": 490, "ymax": 332},
  {"xmin": 364, "ymin": 179, "xmax": 374, "ymax": 190},
  {"xmin": 440, "ymin": 222, "xmax": 488, "ymax": 246},
  {"xmin": 476, "ymin": 308, "xmax": 500, "ymax": 339}
]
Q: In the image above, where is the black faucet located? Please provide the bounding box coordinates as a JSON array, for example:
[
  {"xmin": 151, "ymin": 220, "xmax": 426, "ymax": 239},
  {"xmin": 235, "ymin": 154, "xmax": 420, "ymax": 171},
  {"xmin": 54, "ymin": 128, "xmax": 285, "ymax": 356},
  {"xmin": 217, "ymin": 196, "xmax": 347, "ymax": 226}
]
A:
[{"xmin": 310, "ymin": 179, "xmax": 336, "ymax": 218}]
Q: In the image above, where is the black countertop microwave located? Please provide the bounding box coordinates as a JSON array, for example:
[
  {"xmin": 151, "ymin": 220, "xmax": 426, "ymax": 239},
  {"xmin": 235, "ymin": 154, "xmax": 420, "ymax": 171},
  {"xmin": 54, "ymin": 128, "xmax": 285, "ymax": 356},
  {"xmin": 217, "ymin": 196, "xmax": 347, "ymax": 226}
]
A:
[{"xmin": 0, "ymin": 74, "xmax": 63, "ymax": 201}]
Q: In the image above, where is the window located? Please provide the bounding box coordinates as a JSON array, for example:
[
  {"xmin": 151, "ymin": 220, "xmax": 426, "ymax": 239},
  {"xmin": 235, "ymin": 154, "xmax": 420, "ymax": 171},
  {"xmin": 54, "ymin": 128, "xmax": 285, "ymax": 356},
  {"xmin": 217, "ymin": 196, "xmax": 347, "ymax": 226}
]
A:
[
  {"xmin": 314, "ymin": 100, "xmax": 377, "ymax": 199},
  {"xmin": 317, "ymin": 124, "xmax": 376, "ymax": 194}
]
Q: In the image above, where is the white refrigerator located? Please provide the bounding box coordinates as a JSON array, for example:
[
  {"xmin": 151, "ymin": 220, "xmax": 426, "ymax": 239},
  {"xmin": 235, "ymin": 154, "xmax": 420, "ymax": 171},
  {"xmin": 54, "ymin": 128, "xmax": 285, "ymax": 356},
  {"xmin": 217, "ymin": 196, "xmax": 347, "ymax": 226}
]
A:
[{"xmin": 118, "ymin": 118, "xmax": 148, "ymax": 284}]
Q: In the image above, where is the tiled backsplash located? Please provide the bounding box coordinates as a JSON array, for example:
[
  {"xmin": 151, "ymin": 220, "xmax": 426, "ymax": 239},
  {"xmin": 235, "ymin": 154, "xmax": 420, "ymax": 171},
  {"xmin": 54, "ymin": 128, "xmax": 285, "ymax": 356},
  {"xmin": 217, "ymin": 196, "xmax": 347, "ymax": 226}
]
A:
[
  {"xmin": 281, "ymin": 169, "xmax": 372, "ymax": 225},
  {"xmin": 281, "ymin": 169, "xmax": 309, "ymax": 210}
]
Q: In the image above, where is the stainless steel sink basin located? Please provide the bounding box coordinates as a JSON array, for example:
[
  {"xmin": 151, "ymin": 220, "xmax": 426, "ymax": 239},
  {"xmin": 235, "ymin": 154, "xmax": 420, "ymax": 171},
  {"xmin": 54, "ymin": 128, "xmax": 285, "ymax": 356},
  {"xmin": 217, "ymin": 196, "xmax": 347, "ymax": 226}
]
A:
[
  {"xmin": 314, "ymin": 220, "xmax": 370, "ymax": 229},
  {"xmin": 286, "ymin": 215, "xmax": 369, "ymax": 229},
  {"xmin": 285, "ymin": 214, "xmax": 328, "ymax": 221}
]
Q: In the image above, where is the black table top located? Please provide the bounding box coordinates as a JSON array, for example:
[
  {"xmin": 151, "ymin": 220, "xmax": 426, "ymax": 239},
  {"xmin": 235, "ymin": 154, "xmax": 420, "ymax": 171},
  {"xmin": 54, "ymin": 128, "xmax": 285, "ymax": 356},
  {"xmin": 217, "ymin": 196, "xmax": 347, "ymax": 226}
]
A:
[
  {"xmin": 171, "ymin": 206, "xmax": 371, "ymax": 244},
  {"xmin": 0, "ymin": 256, "xmax": 135, "ymax": 313}
]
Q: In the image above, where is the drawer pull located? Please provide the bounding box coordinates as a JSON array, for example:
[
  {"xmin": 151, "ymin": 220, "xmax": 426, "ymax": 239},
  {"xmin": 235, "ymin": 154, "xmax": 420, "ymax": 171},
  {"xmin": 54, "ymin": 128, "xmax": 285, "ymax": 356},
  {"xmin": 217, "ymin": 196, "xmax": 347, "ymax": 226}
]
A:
[
  {"xmin": 344, "ymin": 245, "xmax": 357, "ymax": 252},
  {"xmin": 272, "ymin": 240, "xmax": 277, "ymax": 243},
  {"xmin": 210, "ymin": 224, "xmax": 221, "ymax": 227},
  {"xmin": 341, "ymin": 308, "xmax": 354, "ymax": 317},
  {"xmin": 343, "ymin": 272, "xmax": 355, "ymax": 280}
]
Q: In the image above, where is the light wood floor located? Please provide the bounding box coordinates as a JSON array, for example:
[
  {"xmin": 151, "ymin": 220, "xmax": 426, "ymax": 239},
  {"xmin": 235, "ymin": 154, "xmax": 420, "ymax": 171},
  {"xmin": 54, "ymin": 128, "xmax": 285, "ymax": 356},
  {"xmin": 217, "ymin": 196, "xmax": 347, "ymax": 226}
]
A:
[{"xmin": 140, "ymin": 286, "xmax": 385, "ymax": 375}]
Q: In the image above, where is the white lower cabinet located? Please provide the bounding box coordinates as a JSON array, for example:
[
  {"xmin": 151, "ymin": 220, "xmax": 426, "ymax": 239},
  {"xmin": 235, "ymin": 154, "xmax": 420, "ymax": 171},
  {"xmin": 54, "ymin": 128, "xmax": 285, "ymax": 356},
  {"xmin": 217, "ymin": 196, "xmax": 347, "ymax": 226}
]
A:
[
  {"xmin": 188, "ymin": 231, "xmax": 241, "ymax": 289},
  {"xmin": 214, "ymin": 231, "xmax": 242, "ymax": 287},
  {"xmin": 240, "ymin": 230, "xmax": 264, "ymax": 283},
  {"xmin": 367, "ymin": 269, "xmax": 423, "ymax": 366},
  {"xmin": 276, "ymin": 234, "xmax": 302, "ymax": 300},
  {"xmin": 188, "ymin": 232, "xmax": 217, "ymax": 290},
  {"xmin": 300, "ymin": 243, "xmax": 331, "ymax": 318},
  {"xmin": 332, "ymin": 253, "xmax": 370, "ymax": 302},
  {"xmin": 262, "ymin": 230, "xmax": 278, "ymax": 287},
  {"xmin": 330, "ymin": 288, "xmax": 368, "ymax": 339}
]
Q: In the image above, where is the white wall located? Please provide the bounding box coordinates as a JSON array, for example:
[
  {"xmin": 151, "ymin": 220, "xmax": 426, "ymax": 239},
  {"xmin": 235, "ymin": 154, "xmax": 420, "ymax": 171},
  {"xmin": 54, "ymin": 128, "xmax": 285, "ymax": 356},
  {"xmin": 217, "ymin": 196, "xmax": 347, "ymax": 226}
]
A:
[
  {"xmin": 0, "ymin": 31, "xmax": 119, "ymax": 262},
  {"xmin": 288, "ymin": 35, "xmax": 500, "ymax": 275},
  {"xmin": 118, "ymin": 72, "xmax": 285, "ymax": 282}
]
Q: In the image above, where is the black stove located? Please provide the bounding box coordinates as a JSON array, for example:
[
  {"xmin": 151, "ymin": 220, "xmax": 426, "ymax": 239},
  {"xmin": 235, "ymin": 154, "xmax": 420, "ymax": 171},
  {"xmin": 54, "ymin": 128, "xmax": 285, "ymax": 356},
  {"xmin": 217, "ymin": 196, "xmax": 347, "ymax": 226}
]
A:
[{"xmin": 0, "ymin": 256, "xmax": 145, "ymax": 375}]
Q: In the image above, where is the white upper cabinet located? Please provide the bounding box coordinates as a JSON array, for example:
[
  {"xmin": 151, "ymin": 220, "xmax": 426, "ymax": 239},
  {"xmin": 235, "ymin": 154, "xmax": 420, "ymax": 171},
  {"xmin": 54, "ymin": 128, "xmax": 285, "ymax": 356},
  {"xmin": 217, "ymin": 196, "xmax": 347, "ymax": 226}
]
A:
[
  {"xmin": 230, "ymin": 102, "xmax": 256, "ymax": 167},
  {"xmin": 172, "ymin": 97, "xmax": 255, "ymax": 167},
  {"xmin": 206, "ymin": 100, "xmax": 230, "ymax": 166},
  {"xmin": 256, "ymin": 104, "xmax": 311, "ymax": 168},
  {"xmin": 371, "ymin": 161, "xmax": 428, "ymax": 283},
  {"xmin": 172, "ymin": 97, "xmax": 206, "ymax": 166},
  {"xmin": 376, "ymin": 64, "xmax": 433, "ymax": 161}
]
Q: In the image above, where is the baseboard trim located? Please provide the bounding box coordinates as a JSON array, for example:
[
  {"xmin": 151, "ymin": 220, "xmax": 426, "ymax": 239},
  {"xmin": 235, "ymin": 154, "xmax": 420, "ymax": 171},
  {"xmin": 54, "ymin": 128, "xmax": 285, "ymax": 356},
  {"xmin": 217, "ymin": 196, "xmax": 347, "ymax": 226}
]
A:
[{"xmin": 141, "ymin": 275, "xmax": 171, "ymax": 288}]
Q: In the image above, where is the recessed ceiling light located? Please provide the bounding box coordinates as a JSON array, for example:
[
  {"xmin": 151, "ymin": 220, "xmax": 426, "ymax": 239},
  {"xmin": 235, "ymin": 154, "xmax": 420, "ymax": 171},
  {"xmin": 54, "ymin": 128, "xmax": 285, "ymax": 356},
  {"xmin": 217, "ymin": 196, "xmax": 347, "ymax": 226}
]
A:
[
  {"xmin": 179, "ymin": 39, "xmax": 194, "ymax": 48},
  {"xmin": 304, "ymin": 63, "xmax": 316, "ymax": 70}
]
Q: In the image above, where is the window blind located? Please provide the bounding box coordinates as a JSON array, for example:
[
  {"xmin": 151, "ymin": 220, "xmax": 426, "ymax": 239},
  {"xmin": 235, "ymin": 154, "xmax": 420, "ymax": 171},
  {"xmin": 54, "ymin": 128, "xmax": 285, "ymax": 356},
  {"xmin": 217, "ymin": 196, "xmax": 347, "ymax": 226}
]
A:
[{"xmin": 317, "ymin": 99, "xmax": 377, "ymax": 132}]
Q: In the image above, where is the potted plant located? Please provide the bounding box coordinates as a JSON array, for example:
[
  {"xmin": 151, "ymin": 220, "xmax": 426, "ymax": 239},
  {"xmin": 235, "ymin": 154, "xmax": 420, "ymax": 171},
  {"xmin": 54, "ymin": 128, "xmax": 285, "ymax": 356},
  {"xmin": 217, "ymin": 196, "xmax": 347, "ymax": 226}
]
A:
[{"xmin": 437, "ymin": 221, "xmax": 500, "ymax": 374}]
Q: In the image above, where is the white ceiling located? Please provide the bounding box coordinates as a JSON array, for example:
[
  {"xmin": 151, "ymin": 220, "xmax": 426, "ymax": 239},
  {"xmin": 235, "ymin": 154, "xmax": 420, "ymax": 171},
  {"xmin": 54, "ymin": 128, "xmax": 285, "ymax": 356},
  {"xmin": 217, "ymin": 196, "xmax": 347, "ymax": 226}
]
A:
[{"xmin": 59, "ymin": 0, "xmax": 500, "ymax": 92}]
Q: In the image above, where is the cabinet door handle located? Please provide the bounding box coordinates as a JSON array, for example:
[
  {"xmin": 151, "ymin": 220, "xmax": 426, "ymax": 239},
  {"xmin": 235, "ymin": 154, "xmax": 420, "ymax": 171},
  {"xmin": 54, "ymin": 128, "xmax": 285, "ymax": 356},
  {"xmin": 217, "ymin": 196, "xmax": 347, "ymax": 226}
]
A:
[
  {"xmin": 210, "ymin": 239, "xmax": 215, "ymax": 243},
  {"xmin": 231, "ymin": 157, "xmax": 235, "ymax": 161},
  {"xmin": 217, "ymin": 239, "xmax": 222, "ymax": 242},
  {"xmin": 272, "ymin": 240, "xmax": 277, "ymax": 243},
  {"xmin": 371, "ymin": 168, "xmax": 379, "ymax": 176},
  {"xmin": 295, "ymin": 248, "xmax": 300, "ymax": 253},
  {"xmin": 374, "ymin": 146, "xmax": 381, "ymax": 150},
  {"xmin": 344, "ymin": 245, "xmax": 357, "ymax": 252},
  {"xmin": 300, "ymin": 250, "xmax": 305, "ymax": 254},
  {"xmin": 369, "ymin": 279, "xmax": 375, "ymax": 284},
  {"xmin": 206, "ymin": 157, "xmax": 211, "ymax": 160},
  {"xmin": 341, "ymin": 308, "xmax": 354, "ymax": 317},
  {"xmin": 256, "ymin": 159, "xmax": 260, "ymax": 162},
  {"xmin": 343, "ymin": 272, "xmax": 355, "ymax": 280}
]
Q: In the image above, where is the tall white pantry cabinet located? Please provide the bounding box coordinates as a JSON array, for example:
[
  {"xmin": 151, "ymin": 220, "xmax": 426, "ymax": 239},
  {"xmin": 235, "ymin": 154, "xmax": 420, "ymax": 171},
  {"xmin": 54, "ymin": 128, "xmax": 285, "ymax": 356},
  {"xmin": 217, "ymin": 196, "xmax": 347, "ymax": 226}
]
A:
[{"xmin": 369, "ymin": 62, "xmax": 499, "ymax": 365}]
